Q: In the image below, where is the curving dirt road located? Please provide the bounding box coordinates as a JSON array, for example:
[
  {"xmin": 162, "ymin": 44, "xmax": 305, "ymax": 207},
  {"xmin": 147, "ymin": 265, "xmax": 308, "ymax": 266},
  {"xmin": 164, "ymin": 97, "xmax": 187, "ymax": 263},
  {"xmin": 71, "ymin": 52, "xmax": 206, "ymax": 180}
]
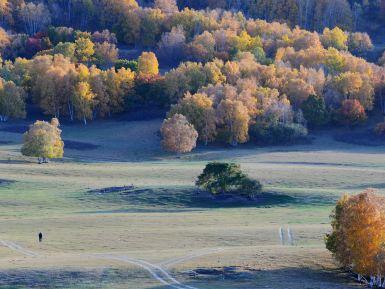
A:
[
  {"xmin": 0, "ymin": 240, "xmax": 38, "ymax": 257},
  {"xmin": 1, "ymin": 239, "xmax": 223, "ymax": 289}
]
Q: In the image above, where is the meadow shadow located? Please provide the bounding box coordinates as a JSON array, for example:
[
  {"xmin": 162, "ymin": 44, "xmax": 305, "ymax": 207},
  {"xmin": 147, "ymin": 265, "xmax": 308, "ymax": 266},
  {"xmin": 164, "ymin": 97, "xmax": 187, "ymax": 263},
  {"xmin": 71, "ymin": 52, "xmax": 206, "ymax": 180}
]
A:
[{"xmin": 86, "ymin": 186, "xmax": 298, "ymax": 210}]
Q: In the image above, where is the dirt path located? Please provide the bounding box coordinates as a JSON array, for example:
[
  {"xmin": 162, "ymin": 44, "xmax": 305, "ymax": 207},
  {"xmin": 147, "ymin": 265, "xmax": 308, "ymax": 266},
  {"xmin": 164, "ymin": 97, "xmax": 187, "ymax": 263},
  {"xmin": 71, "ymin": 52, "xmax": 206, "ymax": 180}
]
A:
[
  {"xmin": 0, "ymin": 240, "xmax": 38, "ymax": 257},
  {"xmin": 1, "ymin": 240, "xmax": 224, "ymax": 289},
  {"xmin": 94, "ymin": 253, "xmax": 200, "ymax": 289},
  {"xmin": 158, "ymin": 248, "xmax": 225, "ymax": 268}
]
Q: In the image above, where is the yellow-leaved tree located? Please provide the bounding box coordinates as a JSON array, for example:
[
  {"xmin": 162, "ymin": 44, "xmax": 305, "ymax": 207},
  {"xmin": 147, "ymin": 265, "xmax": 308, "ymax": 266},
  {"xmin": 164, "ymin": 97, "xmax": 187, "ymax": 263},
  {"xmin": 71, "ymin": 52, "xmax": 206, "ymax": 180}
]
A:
[
  {"xmin": 168, "ymin": 92, "xmax": 217, "ymax": 145},
  {"xmin": 138, "ymin": 51, "xmax": 159, "ymax": 77},
  {"xmin": 217, "ymin": 99, "xmax": 250, "ymax": 146},
  {"xmin": 74, "ymin": 81, "xmax": 95, "ymax": 125},
  {"xmin": 21, "ymin": 118, "xmax": 64, "ymax": 163},
  {"xmin": 326, "ymin": 190, "xmax": 385, "ymax": 285}
]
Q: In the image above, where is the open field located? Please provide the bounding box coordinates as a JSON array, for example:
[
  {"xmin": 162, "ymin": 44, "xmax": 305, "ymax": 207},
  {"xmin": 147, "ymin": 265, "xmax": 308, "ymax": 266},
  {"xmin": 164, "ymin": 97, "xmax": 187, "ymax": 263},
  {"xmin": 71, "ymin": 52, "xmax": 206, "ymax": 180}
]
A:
[{"xmin": 1, "ymin": 118, "xmax": 384, "ymax": 289}]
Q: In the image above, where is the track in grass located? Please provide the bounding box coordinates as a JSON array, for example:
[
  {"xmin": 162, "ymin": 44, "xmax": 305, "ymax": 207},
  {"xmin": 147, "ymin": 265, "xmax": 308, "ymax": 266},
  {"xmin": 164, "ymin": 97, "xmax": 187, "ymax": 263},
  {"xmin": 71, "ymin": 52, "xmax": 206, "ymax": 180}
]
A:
[
  {"xmin": 0, "ymin": 240, "xmax": 38, "ymax": 257},
  {"xmin": 1, "ymin": 240, "xmax": 225, "ymax": 289}
]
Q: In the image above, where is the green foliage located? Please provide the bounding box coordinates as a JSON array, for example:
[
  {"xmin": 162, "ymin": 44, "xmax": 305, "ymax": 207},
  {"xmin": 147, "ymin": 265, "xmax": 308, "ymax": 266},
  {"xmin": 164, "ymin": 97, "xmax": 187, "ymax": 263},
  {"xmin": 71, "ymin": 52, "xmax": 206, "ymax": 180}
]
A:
[
  {"xmin": 301, "ymin": 95, "xmax": 329, "ymax": 127},
  {"xmin": 115, "ymin": 59, "xmax": 138, "ymax": 72},
  {"xmin": 0, "ymin": 79, "xmax": 26, "ymax": 121},
  {"xmin": 325, "ymin": 194, "xmax": 349, "ymax": 254},
  {"xmin": 249, "ymin": 122, "xmax": 308, "ymax": 145},
  {"xmin": 196, "ymin": 162, "xmax": 262, "ymax": 198}
]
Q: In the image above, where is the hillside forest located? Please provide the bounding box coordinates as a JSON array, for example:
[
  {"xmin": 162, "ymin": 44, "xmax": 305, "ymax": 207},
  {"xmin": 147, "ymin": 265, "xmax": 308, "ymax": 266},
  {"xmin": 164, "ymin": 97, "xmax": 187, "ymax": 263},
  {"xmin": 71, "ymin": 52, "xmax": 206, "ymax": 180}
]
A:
[{"xmin": 1, "ymin": 0, "xmax": 385, "ymax": 151}]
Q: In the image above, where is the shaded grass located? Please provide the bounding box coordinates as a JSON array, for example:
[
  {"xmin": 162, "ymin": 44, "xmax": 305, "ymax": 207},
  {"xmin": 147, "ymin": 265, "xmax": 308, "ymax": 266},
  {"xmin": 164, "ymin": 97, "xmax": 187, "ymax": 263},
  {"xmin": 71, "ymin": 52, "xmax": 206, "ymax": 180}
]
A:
[{"xmin": 85, "ymin": 187, "xmax": 298, "ymax": 210}]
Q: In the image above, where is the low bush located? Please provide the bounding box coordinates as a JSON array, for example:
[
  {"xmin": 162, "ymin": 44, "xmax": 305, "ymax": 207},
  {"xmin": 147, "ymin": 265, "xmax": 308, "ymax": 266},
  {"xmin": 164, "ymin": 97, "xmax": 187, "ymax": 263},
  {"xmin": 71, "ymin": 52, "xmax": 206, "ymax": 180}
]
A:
[
  {"xmin": 374, "ymin": 122, "xmax": 385, "ymax": 136},
  {"xmin": 249, "ymin": 122, "xmax": 308, "ymax": 145}
]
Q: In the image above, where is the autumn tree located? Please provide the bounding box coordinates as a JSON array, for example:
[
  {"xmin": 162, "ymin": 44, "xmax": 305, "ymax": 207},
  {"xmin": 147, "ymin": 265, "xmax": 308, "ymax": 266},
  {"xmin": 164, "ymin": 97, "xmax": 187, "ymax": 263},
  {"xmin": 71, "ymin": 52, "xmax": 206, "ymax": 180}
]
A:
[
  {"xmin": 348, "ymin": 32, "xmax": 373, "ymax": 56},
  {"xmin": 339, "ymin": 99, "xmax": 366, "ymax": 125},
  {"xmin": 0, "ymin": 27, "xmax": 10, "ymax": 54},
  {"xmin": 326, "ymin": 190, "xmax": 385, "ymax": 280},
  {"xmin": 94, "ymin": 41, "xmax": 118, "ymax": 68},
  {"xmin": 21, "ymin": 118, "xmax": 64, "ymax": 163},
  {"xmin": 169, "ymin": 92, "xmax": 217, "ymax": 144},
  {"xmin": 138, "ymin": 51, "xmax": 159, "ymax": 77},
  {"xmin": 29, "ymin": 54, "xmax": 77, "ymax": 119},
  {"xmin": 217, "ymin": 99, "xmax": 250, "ymax": 146},
  {"xmin": 154, "ymin": 0, "xmax": 178, "ymax": 16},
  {"xmin": 75, "ymin": 37, "xmax": 95, "ymax": 64},
  {"xmin": 74, "ymin": 81, "xmax": 95, "ymax": 125},
  {"xmin": 157, "ymin": 26, "xmax": 186, "ymax": 63},
  {"xmin": 187, "ymin": 31, "xmax": 216, "ymax": 62},
  {"xmin": 331, "ymin": 72, "xmax": 374, "ymax": 110},
  {"xmin": 160, "ymin": 113, "xmax": 198, "ymax": 153},
  {"xmin": 321, "ymin": 27, "xmax": 348, "ymax": 51}
]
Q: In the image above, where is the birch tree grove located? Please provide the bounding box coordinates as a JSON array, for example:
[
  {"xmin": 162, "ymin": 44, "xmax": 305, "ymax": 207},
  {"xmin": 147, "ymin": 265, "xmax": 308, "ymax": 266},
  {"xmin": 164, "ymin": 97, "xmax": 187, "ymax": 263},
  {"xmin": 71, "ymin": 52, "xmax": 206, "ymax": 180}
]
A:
[{"xmin": 20, "ymin": 2, "xmax": 51, "ymax": 35}]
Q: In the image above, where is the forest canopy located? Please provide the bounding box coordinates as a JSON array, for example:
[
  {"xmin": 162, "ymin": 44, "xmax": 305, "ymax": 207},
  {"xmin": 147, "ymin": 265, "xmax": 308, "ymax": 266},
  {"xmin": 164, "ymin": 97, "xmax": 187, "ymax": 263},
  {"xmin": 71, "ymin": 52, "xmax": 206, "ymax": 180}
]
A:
[{"xmin": 0, "ymin": 0, "xmax": 385, "ymax": 152}]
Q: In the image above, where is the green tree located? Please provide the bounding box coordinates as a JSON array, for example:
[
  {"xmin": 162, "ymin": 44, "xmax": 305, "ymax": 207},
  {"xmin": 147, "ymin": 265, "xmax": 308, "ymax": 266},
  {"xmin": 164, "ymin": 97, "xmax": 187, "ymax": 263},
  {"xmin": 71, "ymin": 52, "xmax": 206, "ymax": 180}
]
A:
[
  {"xmin": 196, "ymin": 162, "xmax": 262, "ymax": 198},
  {"xmin": 0, "ymin": 79, "xmax": 26, "ymax": 121},
  {"xmin": 301, "ymin": 95, "xmax": 329, "ymax": 127},
  {"xmin": 21, "ymin": 118, "xmax": 64, "ymax": 163}
]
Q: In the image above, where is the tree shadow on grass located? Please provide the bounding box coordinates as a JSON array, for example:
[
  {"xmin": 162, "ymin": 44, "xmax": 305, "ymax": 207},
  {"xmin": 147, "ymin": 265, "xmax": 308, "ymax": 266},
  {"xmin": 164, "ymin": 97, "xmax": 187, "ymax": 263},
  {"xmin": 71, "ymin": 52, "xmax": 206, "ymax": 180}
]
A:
[
  {"xmin": 0, "ymin": 268, "xmax": 149, "ymax": 289},
  {"xmin": 149, "ymin": 266, "xmax": 359, "ymax": 289},
  {"xmin": 84, "ymin": 187, "xmax": 301, "ymax": 212},
  {"xmin": 0, "ymin": 266, "xmax": 359, "ymax": 289}
]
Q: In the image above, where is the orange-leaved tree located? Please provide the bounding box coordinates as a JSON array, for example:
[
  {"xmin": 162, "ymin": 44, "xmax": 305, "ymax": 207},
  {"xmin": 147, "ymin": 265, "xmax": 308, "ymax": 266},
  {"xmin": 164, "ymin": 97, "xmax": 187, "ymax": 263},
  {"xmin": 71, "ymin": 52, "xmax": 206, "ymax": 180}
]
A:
[{"xmin": 326, "ymin": 190, "xmax": 385, "ymax": 282}]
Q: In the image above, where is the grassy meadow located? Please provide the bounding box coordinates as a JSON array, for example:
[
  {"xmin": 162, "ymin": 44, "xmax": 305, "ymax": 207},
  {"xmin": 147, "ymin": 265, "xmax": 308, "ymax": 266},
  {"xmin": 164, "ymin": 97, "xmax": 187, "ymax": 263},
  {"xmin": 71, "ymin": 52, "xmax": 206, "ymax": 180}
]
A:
[{"xmin": 0, "ymin": 118, "xmax": 384, "ymax": 289}]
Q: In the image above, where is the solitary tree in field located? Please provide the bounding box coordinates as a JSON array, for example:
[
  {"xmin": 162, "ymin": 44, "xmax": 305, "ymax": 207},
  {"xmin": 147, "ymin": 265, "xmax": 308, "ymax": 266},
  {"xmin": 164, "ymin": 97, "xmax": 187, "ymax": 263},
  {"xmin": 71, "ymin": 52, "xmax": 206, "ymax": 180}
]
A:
[
  {"xmin": 196, "ymin": 162, "xmax": 262, "ymax": 198},
  {"xmin": 161, "ymin": 113, "xmax": 198, "ymax": 153},
  {"xmin": 21, "ymin": 118, "xmax": 64, "ymax": 163},
  {"xmin": 326, "ymin": 190, "xmax": 385, "ymax": 284}
]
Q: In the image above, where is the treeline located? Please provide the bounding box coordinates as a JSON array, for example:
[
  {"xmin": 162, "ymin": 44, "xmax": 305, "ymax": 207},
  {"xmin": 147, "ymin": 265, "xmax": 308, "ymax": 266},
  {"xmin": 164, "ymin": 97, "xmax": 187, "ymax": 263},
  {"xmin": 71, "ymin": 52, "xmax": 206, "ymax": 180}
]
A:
[
  {"xmin": 175, "ymin": 0, "xmax": 385, "ymax": 32},
  {"xmin": 0, "ymin": 50, "xmax": 161, "ymax": 123},
  {"xmin": 2, "ymin": 0, "xmax": 383, "ymax": 37},
  {"xmin": 0, "ymin": 0, "xmax": 377, "ymax": 56},
  {"xmin": 0, "ymin": 0, "xmax": 385, "ymax": 151},
  {"xmin": 160, "ymin": 41, "xmax": 382, "ymax": 151}
]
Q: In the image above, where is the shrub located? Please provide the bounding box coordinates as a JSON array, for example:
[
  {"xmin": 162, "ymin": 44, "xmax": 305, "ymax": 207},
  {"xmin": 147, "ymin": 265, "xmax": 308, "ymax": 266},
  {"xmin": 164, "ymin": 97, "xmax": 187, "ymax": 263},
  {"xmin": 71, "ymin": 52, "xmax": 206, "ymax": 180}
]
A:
[
  {"xmin": 196, "ymin": 162, "xmax": 262, "ymax": 198},
  {"xmin": 115, "ymin": 59, "xmax": 138, "ymax": 72},
  {"xmin": 249, "ymin": 122, "xmax": 308, "ymax": 145},
  {"xmin": 374, "ymin": 122, "xmax": 385, "ymax": 136}
]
